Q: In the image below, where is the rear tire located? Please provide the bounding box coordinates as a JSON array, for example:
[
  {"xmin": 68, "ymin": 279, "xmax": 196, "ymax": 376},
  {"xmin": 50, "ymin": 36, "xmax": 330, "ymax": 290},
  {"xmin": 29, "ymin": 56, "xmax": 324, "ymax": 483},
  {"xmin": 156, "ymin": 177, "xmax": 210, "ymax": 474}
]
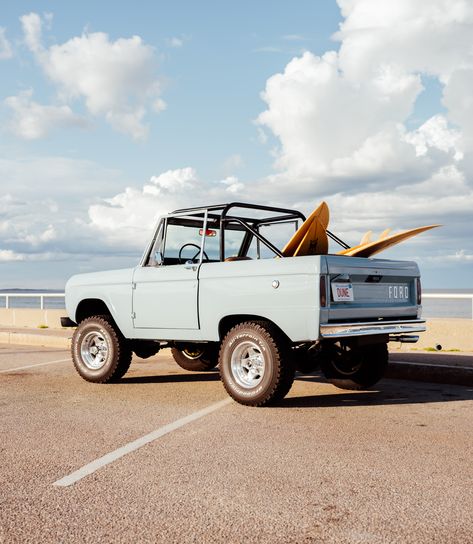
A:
[
  {"xmin": 320, "ymin": 341, "xmax": 388, "ymax": 390},
  {"xmin": 71, "ymin": 315, "xmax": 132, "ymax": 383},
  {"xmin": 219, "ymin": 321, "xmax": 294, "ymax": 406},
  {"xmin": 171, "ymin": 345, "xmax": 218, "ymax": 371}
]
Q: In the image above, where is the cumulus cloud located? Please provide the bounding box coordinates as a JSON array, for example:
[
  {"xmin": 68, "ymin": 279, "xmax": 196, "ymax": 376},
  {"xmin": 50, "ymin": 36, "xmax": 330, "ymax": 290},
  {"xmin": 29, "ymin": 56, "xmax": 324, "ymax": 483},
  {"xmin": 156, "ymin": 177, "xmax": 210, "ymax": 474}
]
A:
[
  {"xmin": 335, "ymin": 0, "xmax": 473, "ymax": 83},
  {"xmin": 87, "ymin": 168, "xmax": 246, "ymax": 248},
  {"xmin": 5, "ymin": 89, "xmax": 88, "ymax": 139},
  {"xmin": 0, "ymin": 158, "xmax": 140, "ymax": 271},
  {"xmin": 88, "ymin": 168, "xmax": 200, "ymax": 247},
  {"xmin": 19, "ymin": 12, "xmax": 165, "ymax": 139},
  {"xmin": 255, "ymin": 0, "xmax": 473, "ymax": 263},
  {"xmin": 220, "ymin": 176, "xmax": 245, "ymax": 194},
  {"xmin": 0, "ymin": 27, "xmax": 13, "ymax": 59},
  {"xmin": 257, "ymin": 50, "xmax": 421, "ymax": 188}
]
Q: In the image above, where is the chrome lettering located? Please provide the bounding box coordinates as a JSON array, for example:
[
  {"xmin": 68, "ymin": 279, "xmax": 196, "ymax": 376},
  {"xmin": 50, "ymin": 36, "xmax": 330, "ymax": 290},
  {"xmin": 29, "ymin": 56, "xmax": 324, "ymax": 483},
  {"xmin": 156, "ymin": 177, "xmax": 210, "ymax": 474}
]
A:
[{"xmin": 389, "ymin": 285, "xmax": 409, "ymax": 299}]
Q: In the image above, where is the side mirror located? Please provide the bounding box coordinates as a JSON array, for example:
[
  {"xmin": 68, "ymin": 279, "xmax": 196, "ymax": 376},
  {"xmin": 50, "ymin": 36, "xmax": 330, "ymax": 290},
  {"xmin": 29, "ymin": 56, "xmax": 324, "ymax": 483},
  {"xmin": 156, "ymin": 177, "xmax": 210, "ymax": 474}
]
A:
[{"xmin": 154, "ymin": 251, "xmax": 164, "ymax": 266}]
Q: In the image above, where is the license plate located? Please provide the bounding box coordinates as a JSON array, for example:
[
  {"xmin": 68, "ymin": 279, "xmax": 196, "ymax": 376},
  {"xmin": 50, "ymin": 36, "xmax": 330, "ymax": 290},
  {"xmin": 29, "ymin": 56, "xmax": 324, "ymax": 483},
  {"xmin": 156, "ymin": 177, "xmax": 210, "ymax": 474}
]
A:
[{"xmin": 331, "ymin": 282, "xmax": 354, "ymax": 302}]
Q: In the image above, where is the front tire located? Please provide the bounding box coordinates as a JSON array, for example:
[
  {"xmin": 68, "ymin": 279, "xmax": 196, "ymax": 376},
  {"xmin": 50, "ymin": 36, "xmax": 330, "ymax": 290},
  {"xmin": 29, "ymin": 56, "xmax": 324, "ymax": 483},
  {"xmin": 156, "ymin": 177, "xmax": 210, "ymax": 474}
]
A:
[
  {"xmin": 320, "ymin": 341, "xmax": 388, "ymax": 390},
  {"xmin": 71, "ymin": 315, "xmax": 132, "ymax": 383},
  {"xmin": 219, "ymin": 321, "xmax": 295, "ymax": 406}
]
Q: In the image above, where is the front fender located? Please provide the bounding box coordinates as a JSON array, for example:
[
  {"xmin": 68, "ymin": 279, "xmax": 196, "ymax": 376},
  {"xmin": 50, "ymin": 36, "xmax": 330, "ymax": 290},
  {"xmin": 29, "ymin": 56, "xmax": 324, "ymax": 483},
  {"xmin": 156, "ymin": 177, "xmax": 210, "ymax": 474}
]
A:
[{"xmin": 65, "ymin": 268, "xmax": 135, "ymax": 336}]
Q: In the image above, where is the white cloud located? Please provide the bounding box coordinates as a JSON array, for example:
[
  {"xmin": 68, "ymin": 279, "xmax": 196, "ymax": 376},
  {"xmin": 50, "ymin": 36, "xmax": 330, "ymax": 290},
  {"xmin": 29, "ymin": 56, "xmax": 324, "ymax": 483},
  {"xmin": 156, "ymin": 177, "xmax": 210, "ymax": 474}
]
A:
[
  {"xmin": 423, "ymin": 250, "xmax": 473, "ymax": 264},
  {"xmin": 24, "ymin": 224, "xmax": 57, "ymax": 246},
  {"xmin": 220, "ymin": 176, "xmax": 245, "ymax": 194},
  {"xmin": 166, "ymin": 37, "xmax": 184, "ymax": 48},
  {"xmin": 88, "ymin": 167, "xmax": 201, "ymax": 247},
  {"xmin": 20, "ymin": 12, "xmax": 165, "ymax": 139},
  {"xmin": 0, "ymin": 158, "xmax": 137, "ymax": 265},
  {"xmin": 21, "ymin": 12, "xmax": 43, "ymax": 53},
  {"xmin": 0, "ymin": 250, "xmax": 25, "ymax": 262},
  {"xmin": 257, "ymin": 50, "xmax": 423, "ymax": 187},
  {"xmin": 404, "ymin": 115, "xmax": 463, "ymax": 159},
  {"xmin": 5, "ymin": 89, "xmax": 88, "ymax": 139},
  {"xmin": 0, "ymin": 27, "xmax": 13, "ymax": 59},
  {"xmin": 444, "ymin": 250, "xmax": 473, "ymax": 262},
  {"xmin": 335, "ymin": 0, "xmax": 473, "ymax": 83},
  {"xmin": 87, "ymin": 167, "xmax": 246, "ymax": 248},
  {"xmin": 255, "ymin": 0, "xmax": 473, "ymax": 264}
]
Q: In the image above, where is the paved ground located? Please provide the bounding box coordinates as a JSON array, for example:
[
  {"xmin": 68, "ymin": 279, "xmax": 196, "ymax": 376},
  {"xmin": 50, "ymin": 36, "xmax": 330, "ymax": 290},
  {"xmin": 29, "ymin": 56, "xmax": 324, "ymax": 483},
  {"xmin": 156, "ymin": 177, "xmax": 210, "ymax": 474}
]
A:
[{"xmin": 1, "ymin": 344, "xmax": 473, "ymax": 544}]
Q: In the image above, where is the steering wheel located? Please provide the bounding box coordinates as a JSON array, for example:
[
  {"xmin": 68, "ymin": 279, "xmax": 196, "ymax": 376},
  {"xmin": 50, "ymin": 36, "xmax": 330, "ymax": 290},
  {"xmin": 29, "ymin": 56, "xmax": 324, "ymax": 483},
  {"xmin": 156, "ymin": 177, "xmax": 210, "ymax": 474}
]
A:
[{"xmin": 178, "ymin": 243, "xmax": 209, "ymax": 264}]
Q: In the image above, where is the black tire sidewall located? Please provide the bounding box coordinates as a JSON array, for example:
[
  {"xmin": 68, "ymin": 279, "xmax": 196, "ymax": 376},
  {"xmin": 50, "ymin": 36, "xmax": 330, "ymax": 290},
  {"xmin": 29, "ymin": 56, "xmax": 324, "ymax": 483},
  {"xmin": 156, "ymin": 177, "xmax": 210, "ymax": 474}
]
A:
[
  {"xmin": 220, "ymin": 326, "xmax": 279, "ymax": 404},
  {"xmin": 321, "ymin": 342, "xmax": 388, "ymax": 388},
  {"xmin": 72, "ymin": 318, "xmax": 119, "ymax": 382}
]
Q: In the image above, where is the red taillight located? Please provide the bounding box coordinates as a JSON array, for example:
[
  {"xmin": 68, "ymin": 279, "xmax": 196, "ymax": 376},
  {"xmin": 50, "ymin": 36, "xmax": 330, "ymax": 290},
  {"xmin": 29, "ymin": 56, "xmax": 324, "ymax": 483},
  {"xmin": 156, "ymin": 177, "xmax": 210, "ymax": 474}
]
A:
[
  {"xmin": 320, "ymin": 275, "xmax": 327, "ymax": 307},
  {"xmin": 416, "ymin": 277, "xmax": 422, "ymax": 305}
]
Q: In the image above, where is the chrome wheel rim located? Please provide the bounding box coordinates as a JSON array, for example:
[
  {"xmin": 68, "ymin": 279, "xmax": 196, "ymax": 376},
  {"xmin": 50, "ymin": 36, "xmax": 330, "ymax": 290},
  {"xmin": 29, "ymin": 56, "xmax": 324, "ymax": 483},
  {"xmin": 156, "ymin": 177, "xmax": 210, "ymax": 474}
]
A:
[
  {"xmin": 231, "ymin": 341, "xmax": 265, "ymax": 388},
  {"xmin": 182, "ymin": 348, "xmax": 205, "ymax": 360},
  {"xmin": 81, "ymin": 330, "xmax": 109, "ymax": 370},
  {"xmin": 332, "ymin": 347, "xmax": 362, "ymax": 376}
]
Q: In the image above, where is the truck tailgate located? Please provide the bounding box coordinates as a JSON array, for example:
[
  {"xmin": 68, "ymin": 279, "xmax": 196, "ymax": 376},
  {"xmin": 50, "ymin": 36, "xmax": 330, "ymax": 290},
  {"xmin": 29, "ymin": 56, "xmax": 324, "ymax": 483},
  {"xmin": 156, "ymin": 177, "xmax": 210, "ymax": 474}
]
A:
[{"xmin": 322, "ymin": 255, "xmax": 420, "ymax": 323}]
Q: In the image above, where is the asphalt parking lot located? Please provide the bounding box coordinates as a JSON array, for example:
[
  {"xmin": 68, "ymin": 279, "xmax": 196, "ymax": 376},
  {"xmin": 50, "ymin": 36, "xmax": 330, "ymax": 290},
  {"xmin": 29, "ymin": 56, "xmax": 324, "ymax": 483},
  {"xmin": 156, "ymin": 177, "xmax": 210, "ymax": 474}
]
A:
[{"xmin": 1, "ymin": 344, "xmax": 473, "ymax": 544}]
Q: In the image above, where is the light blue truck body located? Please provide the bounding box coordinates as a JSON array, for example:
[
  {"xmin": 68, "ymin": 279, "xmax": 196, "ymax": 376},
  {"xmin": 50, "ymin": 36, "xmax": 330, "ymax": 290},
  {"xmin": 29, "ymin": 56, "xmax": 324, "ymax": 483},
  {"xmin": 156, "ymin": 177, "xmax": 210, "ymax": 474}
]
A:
[{"xmin": 65, "ymin": 253, "xmax": 426, "ymax": 345}]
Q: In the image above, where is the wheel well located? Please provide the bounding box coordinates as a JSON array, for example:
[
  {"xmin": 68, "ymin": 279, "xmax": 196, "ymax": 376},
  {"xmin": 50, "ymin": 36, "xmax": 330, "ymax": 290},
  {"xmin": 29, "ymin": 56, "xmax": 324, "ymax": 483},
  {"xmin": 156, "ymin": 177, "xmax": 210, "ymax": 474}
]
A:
[
  {"xmin": 75, "ymin": 299, "xmax": 111, "ymax": 323},
  {"xmin": 218, "ymin": 314, "xmax": 289, "ymax": 342}
]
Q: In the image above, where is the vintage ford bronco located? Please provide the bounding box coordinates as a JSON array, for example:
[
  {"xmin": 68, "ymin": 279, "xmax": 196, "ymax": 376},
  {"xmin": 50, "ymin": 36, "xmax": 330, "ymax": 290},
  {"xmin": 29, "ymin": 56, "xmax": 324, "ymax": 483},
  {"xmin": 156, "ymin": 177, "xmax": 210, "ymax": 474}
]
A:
[{"xmin": 63, "ymin": 202, "xmax": 426, "ymax": 406}]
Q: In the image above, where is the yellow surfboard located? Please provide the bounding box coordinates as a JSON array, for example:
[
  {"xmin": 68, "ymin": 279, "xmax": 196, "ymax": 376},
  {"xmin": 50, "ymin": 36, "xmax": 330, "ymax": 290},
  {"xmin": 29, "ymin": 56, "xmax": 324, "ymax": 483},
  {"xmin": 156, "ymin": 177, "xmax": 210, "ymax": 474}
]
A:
[
  {"xmin": 338, "ymin": 225, "xmax": 440, "ymax": 258},
  {"xmin": 293, "ymin": 215, "xmax": 329, "ymax": 255},
  {"xmin": 282, "ymin": 201, "xmax": 329, "ymax": 257}
]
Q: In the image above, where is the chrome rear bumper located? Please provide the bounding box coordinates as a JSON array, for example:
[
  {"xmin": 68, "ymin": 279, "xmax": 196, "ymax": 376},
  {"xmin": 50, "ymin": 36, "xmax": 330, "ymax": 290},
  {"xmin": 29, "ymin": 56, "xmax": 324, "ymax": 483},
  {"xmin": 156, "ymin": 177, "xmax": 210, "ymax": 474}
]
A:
[{"xmin": 320, "ymin": 319, "xmax": 426, "ymax": 339}]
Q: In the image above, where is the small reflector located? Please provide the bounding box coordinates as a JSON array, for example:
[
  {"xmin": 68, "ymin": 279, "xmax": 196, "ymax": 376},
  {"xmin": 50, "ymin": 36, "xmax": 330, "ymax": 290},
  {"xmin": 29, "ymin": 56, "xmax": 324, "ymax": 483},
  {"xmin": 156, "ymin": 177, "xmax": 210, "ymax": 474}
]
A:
[{"xmin": 320, "ymin": 276, "xmax": 327, "ymax": 307}]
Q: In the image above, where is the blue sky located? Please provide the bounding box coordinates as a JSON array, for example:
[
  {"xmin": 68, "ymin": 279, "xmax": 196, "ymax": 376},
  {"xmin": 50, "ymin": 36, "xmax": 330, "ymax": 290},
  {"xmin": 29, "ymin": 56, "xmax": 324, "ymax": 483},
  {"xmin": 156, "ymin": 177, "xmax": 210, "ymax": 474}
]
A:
[
  {"xmin": 1, "ymin": 1, "xmax": 472, "ymax": 288},
  {"xmin": 0, "ymin": 1, "xmax": 341, "ymax": 183}
]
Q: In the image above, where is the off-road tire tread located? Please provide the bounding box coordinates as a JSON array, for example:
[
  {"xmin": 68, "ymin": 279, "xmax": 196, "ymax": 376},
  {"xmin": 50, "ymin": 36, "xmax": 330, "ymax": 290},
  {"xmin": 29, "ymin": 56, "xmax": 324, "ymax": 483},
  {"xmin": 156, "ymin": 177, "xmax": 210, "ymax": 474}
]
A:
[
  {"xmin": 71, "ymin": 314, "xmax": 132, "ymax": 383},
  {"xmin": 219, "ymin": 320, "xmax": 294, "ymax": 407}
]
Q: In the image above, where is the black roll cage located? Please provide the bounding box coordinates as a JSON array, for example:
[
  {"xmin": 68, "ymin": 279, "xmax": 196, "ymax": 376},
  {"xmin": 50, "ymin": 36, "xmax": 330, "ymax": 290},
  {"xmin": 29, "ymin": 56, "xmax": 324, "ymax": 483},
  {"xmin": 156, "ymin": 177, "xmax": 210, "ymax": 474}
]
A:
[{"xmin": 169, "ymin": 202, "xmax": 349, "ymax": 262}]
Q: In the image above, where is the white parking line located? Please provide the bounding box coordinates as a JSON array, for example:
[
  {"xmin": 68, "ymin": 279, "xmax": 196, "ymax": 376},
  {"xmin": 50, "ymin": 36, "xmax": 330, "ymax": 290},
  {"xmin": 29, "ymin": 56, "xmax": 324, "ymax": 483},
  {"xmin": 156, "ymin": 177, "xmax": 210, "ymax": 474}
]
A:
[
  {"xmin": 0, "ymin": 358, "xmax": 70, "ymax": 374},
  {"xmin": 53, "ymin": 397, "xmax": 232, "ymax": 487}
]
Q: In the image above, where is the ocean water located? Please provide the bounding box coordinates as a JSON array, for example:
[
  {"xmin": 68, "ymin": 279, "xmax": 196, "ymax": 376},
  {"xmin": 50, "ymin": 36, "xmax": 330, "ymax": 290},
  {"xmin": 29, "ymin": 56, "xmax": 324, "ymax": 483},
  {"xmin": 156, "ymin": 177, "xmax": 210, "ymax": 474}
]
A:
[
  {"xmin": 422, "ymin": 289, "xmax": 473, "ymax": 319},
  {"xmin": 1, "ymin": 288, "xmax": 472, "ymax": 318}
]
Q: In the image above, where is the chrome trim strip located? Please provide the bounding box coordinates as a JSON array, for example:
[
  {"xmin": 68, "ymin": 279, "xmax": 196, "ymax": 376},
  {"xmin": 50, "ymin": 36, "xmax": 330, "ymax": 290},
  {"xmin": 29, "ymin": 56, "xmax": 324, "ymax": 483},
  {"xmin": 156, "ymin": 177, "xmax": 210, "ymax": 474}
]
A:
[{"xmin": 320, "ymin": 319, "xmax": 426, "ymax": 338}]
